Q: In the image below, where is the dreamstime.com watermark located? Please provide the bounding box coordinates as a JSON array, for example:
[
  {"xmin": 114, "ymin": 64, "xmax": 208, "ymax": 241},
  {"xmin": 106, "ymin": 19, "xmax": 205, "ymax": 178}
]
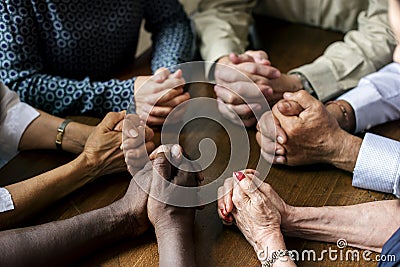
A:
[{"xmin": 257, "ymin": 239, "xmax": 396, "ymax": 263}]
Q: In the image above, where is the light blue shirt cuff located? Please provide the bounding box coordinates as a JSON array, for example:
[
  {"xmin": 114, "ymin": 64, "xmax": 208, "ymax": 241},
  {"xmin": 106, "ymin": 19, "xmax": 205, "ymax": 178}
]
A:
[
  {"xmin": 0, "ymin": 188, "xmax": 14, "ymax": 213},
  {"xmin": 338, "ymin": 62, "xmax": 400, "ymax": 133},
  {"xmin": 353, "ymin": 133, "xmax": 400, "ymax": 197}
]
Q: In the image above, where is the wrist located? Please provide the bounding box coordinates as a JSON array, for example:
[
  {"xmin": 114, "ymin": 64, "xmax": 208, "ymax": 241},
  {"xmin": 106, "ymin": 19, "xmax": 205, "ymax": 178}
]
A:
[
  {"xmin": 288, "ymin": 74, "xmax": 304, "ymax": 92},
  {"xmin": 257, "ymin": 231, "xmax": 286, "ymax": 252},
  {"xmin": 256, "ymin": 231, "xmax": 295, "ymax": 267},
  {"xmin": 74, "ymin": 152, "xmax": 98, "ymax": 181},
  {"xmin": 155, "ymin": 221, "xmax": 194, "ymax": 241},
  {"xmin": 62, "ymin": 122, "xmax": 93, "ymax": 154},
  {"xmin": 325, "ymin": 100, "xmax": 355, "ymax": 132},
  {"xmin": 156, "ymin": 226, "xmax": 196, "ymax": 267},
  {"xmin": 330, "ymin": 130, "xmax": 362, "ymax": 172}
]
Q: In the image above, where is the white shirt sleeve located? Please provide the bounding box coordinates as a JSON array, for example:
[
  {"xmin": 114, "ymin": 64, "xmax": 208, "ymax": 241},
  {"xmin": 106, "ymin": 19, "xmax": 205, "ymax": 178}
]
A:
[
  {"xmin": 352, "ymin": 133, "xmax": 400, "ymax": 197},
  {"xmin": 0, "ymin": 188, "xmax": 14, "ymax": 212},
  {"xmin": 0, "ymin": 102, "xmax": 40, "ymax": 167},
  {"xmin": 0, "ymin": 83, "xmax": 40, "ymax": 213},
  {"xmin": 338, "ymin": 62, "xmax": 400, "ymax": 133},
  {"xmin": 0, "ymin": 84, "xmax": 40, "ymax": 168}
]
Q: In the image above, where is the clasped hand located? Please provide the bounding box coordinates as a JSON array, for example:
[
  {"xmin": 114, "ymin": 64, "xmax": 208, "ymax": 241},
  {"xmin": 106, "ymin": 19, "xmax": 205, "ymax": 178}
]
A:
[
  {"xmin": 214, "ymin": 50, "xmax": 302, "ymax": 127},
  {"xmin": 135, "ymin": 68, "xmax": 190, "ymax": 126},
  {"xmin": 256, "ymin": 90, "xmax": 350, "ymax": 167}
]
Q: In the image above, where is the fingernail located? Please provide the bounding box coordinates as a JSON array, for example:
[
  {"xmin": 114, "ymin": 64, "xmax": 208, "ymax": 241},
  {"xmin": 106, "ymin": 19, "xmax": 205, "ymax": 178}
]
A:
[
  {"xmin": 273, "ymin": 70, "xmax": 281, "ymax": 78},
  {"xmin": 277, "ymin": 136, "xmax": 284, "ymax": 144},
  {"xmin": 284, "ymin": 92, "xmax": 293, "ymax": 98},
  {"xmin": 234, "ymin": 171, "xmax": 245, "ymax": 182},
  {"xmin": 129, "ymin": 128, "xmax": 138, "ymax": 138},
  {"xmin": 120, "ymin": 144, "xmax": 123, "ymax": 150},
  {"xmin": 171, "ymin": 145, "xmax": 180, "ymax": 159},
  {"xmin": 283, "ymin": 102, "xmax": 291, "ymax": 109},
  {"xmin": 276, "ymin": 148, "xmax": 284, "ymax": 155},
  {"xmin": 220, "ymin": 208, "xmax": 227, "ymax": 217},
  {"xmin": 276, "ymin": 157, "xmax": 285, "ymax": 164}
]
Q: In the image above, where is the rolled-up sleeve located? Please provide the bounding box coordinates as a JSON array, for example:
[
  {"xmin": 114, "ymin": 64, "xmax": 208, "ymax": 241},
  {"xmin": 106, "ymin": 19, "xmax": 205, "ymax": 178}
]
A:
[
  {"xmin": 290, "ymin": 0, "xmax": 395, "ymax": 102},
  {"xmin": 338, "ymin": 63, "xmax": 400, "ymax": 133},
  {"xmin": 0, "ymin": 102, "xmax": 40, "ymax": 166},
  {"xmin": 1, "ymin": 86, "xmax": 40, "ymax": 166},
  {"xmin": 352, "ymin": 133, "xmax": 400, "ymax": 197},
  {"xmin": 193, "ymin": 0, "xmax": 257, "ymax": 62}
]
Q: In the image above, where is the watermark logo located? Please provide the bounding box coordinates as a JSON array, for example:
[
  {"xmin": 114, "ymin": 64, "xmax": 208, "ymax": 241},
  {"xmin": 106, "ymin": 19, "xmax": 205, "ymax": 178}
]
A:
[
  {"xmin": 257, "ymin": 238, "xmax": 396, "ymax": 263},
  {"xmin": 336, "ymin": 238, "xmax": 347, "ymax": 249}
]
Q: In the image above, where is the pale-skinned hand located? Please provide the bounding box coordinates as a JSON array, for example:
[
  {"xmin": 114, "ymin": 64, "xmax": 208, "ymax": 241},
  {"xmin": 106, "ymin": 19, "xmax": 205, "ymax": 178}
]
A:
[
  {"xmin": 135, "ymin": 68, "xmax": 190, "ymax": 126},
  {"xmin": 122, "ymin": 114, "xmax": 155, "ymax": 176},
  {"xmin": 215, "ymin": 51, "xmax": 281, "ymax": 127},
  {"xmin": 217, "ymin": 171, "xmax": 290, "ymax": 227},
  {"xmin": 230, "ymin": 172, "xmax": 284, "ymax": 251}
]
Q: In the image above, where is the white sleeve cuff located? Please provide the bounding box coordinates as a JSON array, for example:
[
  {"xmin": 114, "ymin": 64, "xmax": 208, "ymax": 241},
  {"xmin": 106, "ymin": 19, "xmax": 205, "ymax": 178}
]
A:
[
  {"xmin": 352, "ymin": 133, "xmax": 400, "ymax": 197},
  {"xmin": 338, "ymin": 63, "xmax": 400, "ymax": 133},
  {"xmin": 0, "ymin": 188, "xmax": 14, "ymax": 213},
  {"xmin": 0, "ymin": 102, "xmax": 40, "ymax": 166}
]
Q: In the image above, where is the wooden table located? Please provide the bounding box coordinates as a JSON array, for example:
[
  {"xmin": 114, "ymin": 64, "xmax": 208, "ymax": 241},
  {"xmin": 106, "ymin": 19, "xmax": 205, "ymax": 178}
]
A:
[{"xmin": 1, "ymin": 17, "xmax": 398, "ymax": 267}]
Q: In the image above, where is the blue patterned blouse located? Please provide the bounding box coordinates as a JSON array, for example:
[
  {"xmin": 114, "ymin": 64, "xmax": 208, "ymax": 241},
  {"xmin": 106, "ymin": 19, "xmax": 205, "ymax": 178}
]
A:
[{"xmin": 0, "ymin": 0, "xmax": 193, "ymax": 116}]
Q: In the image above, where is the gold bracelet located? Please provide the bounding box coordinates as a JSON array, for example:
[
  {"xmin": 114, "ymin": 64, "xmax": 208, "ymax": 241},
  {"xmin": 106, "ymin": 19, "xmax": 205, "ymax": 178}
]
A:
[{"xmin": 55, "ymin": 119, "xmax": 72, "ymax": 151}]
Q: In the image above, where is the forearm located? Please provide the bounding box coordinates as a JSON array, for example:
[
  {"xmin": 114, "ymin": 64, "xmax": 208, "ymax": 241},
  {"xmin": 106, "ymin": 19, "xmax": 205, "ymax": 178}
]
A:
[
  {"xmin": 156, "ymin": 228, "xmax": 196, "ymax": 267},
  {"xmin": 325, "ymin": 100, "xmax": 356, "ymax": 133},
  {"xmin": 282, "ymin": 200, "xmax": 400, "ymax": 252},
  {"xmin": 290, "ymin": 0, "xmax": 394, "ymax": 102},
  {"xmin": 0, "ymin": 204, "xmax": 130, "ymax": 266},
  {"xmin": 18, "ymin": 110, "xmax": 93, "ymax": 154},
  {"xmin": 1, "ymin": 154, "xmax": 94, "ymax": 229}
]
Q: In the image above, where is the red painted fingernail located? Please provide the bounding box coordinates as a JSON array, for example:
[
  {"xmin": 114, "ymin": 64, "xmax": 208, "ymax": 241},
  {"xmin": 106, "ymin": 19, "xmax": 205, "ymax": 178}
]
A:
[
  {"xmin": 234, "ymin": 171, "xmax": 245, "ymax": 182},
  {"xmin": 220, "ymin": 208, "xmax": 227, "ymax": 217}
]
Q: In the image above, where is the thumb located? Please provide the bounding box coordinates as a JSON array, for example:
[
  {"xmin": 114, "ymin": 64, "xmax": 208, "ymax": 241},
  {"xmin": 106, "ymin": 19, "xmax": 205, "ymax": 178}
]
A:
[
  {"xmin": 283, "ymin": 90, "xmax": 317, "ymax": 110},
  {"xmin": 244, "ymin": 50, "xmax": 270, "ymax": 65},
  {"xmin": 149, "ymin": 144, "xmax": 183, "ymax": 166},
  {"xmin": 99, "ymin": 111, "xmax": 125, "ymax": 132},
  {"xmin": 233, "ymin": 171, "xmax": 264, "ymax": 202},
  {"xmin": 153, "ymin": 67, "xmax": 170, "ymax": 82},
  {"xmin": 276, "ymin": 100, "xmax": 304, "ymax": 116},
  {"xmin": 229, "ymin": 53, "xmax": 255, "ymax": 64},
  {"xmin": 152, "ymin": 151, "xmax": 172, "ymax": 183}
]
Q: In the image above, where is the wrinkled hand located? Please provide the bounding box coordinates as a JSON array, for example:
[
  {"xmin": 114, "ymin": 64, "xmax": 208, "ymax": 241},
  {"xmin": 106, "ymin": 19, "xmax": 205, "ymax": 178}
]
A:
[
  {"xmin": 215, "ymin": 51, "xmax": 281, "ymax": 127},
  {"xmin": 273, "ymin": 90, "xmax": 346, "ymax": 166},
  {"xmin": 256, "ymin": 101, "xmax": 303, "ymax": 164},
  {"xmin": 81, "ymin": 111, "xmax": 127, "ymax": 179},
  {"xmin": 135, "ymin": 68, "xmax": 190, "ymax": 126},
  {"xmin": 229, "ymin": 172, "xmax": 285, "ymax": 250},
  {"xmin": 122, "ymin": 114, "xmax": 155, "ymax": 176},
  {"xmin": 147, "ymin": 145, "xmax": 202, "ymax": 237}
]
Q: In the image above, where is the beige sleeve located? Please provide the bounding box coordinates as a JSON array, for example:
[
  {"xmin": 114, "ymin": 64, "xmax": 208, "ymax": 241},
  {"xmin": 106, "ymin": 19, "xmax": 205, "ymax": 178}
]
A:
[
  {"xmin": 193, "ymin": 0, "xmax": 257, "ymax": 62},
  {"xmin": 289, "ymin": 0, "xmax": 396, "ymax": 102}
]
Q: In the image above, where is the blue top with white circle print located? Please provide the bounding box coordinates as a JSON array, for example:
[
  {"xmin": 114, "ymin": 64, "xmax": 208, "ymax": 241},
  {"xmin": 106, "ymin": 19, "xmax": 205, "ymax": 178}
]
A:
[{"xmin": 0, "ymin": 0, "xmax": 193, "ymax": 116}]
